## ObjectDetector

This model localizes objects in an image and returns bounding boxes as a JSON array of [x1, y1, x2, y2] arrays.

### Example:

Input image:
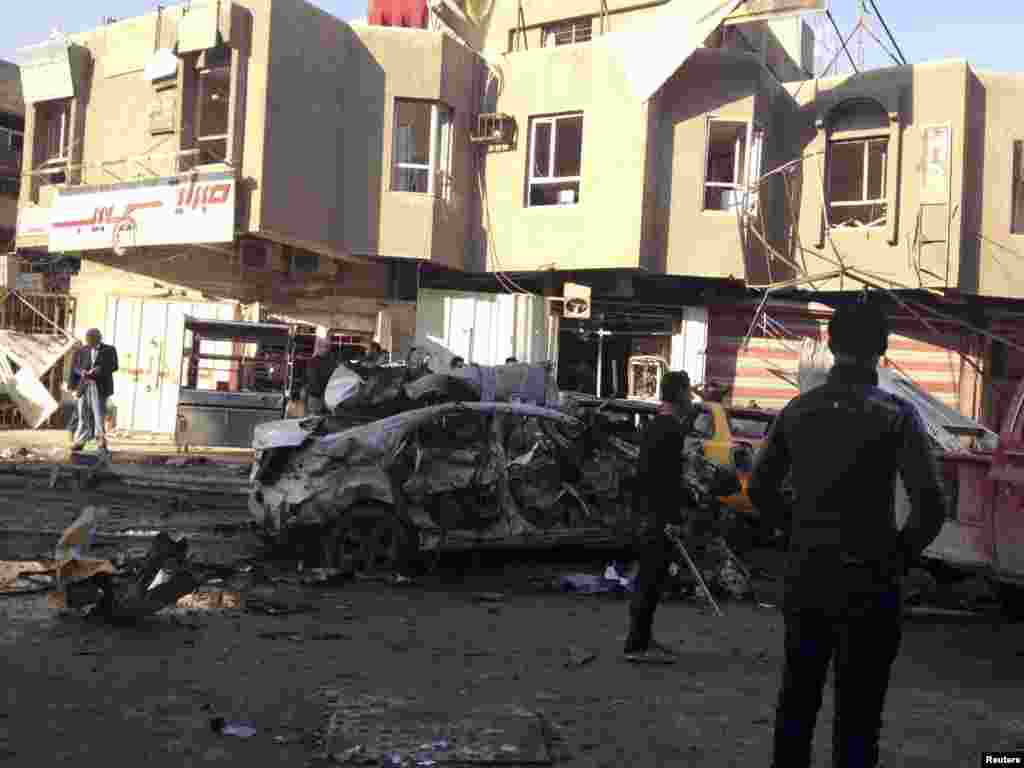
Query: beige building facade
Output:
[[10, 0, 1024, 426]]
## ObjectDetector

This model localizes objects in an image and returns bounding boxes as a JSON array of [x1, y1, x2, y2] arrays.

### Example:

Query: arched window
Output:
[[826, 99, 890, 229]]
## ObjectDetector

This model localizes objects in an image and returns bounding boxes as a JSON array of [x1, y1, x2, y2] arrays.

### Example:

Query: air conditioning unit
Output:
[[470, 113, 515, 145], [553, 281, 592, 320], [564, 297, 590, 319]]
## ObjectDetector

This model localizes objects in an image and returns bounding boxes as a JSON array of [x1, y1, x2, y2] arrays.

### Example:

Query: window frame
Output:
[[701, 118, 765, 214], [194, 58, 232, 165], [826, 134, 889, 227], [40, 99, 71, 165], [542, 17, 593, 47], [527, 112, 584, 208], [1012, 139, 1024, 236], [391, 99, 453, 198]]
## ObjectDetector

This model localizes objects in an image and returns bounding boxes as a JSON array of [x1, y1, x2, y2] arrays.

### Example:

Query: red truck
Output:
[[927, 380, 1024, 615]]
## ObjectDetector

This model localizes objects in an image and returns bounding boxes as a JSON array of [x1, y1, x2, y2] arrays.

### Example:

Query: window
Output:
[[528, 113, 583, 207], [1013, 141, 1024, 235], [392, 99, 452, 196], [826, 100, 891, 229], [828, 137, 888, 227], [703, 120, 764, 212], [195, 49, 232, 164], [39, 100, 71, 163], [0, 177, 18, 198], [542, 18, 593, 47]]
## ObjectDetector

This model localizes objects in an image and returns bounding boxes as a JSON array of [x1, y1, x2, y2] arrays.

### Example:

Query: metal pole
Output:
[[596, 330, 604, 398]]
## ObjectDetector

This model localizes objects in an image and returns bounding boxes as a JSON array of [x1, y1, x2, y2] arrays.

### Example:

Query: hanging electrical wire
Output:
[[866, 0, 908, 65]]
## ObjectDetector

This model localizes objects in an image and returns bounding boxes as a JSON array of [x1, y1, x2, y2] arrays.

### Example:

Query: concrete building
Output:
[[11, 0, 1024, 429], [0, 59, 24, 250], [11, 2, 419, 352]]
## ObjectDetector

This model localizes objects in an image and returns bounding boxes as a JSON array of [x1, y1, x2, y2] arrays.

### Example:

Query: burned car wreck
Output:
[[250, 362, 742, 577]]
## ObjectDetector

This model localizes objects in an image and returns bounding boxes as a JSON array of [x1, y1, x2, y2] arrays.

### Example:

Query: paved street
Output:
[[1, 532, 1023, 766]]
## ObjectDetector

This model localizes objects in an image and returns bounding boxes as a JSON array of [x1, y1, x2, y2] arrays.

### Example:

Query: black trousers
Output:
[[771, 587, 902, 768], [625, 531, 676, 652]]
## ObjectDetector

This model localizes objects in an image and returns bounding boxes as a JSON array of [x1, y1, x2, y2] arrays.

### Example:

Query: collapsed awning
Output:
[[0, 331, 77, 430], [598, 0, 745, 103], [0, 331, 77, 378]]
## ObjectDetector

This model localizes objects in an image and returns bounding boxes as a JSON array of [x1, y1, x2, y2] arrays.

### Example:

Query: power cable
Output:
[[866, 0, 907, 65]]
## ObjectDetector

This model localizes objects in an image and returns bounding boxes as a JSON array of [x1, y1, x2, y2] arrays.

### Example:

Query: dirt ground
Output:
[[1, 555, 1023, 767], [0, 433, 1021, 766]]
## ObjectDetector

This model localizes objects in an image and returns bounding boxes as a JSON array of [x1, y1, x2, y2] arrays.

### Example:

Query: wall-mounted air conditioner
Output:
[[470, 113, 515, 145]]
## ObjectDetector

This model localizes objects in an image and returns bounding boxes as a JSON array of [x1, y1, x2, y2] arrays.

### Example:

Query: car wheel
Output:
[[324, 504, 418, 577]]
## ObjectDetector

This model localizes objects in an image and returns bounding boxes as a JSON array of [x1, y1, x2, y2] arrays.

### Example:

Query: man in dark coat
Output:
[[748, 297, 947, 768], [69, 328, 119, 452], [623, 369, 697, 664], [304, 338, 336, 415]]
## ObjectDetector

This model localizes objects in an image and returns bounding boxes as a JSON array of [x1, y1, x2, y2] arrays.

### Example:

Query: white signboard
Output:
[[49, 175, 235, 252], [16, 206, 51, 238]]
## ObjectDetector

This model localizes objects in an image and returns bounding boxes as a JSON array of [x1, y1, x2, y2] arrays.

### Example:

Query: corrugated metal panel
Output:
[[706, 302, 980, 414], [104, 297, 237, 434]]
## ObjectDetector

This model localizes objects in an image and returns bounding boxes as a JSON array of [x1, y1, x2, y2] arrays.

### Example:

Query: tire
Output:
[[323, 503, 419, 577]]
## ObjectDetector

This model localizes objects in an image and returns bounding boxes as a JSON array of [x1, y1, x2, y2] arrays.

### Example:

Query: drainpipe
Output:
[[595, 329, 611, 397]]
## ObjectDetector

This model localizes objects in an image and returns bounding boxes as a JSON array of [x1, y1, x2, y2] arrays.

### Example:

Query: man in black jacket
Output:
[[304, 338, 336, 415], [623, 369, 697, 664], [748, 297, 947, 768], [69, 329, 119, 452]]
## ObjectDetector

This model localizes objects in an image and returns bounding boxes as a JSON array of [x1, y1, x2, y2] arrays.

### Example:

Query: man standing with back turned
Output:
[[623, 369, 696, 664], [69, 329, 119, 453], [748, 297, 946, 768]]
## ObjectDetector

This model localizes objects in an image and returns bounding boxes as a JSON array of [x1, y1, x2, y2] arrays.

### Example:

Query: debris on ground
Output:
[[210, 718, 258, 738], [52, 529, 200, 621], [321, 692, 551, 767], [473, 592, 505, 603], [565, 645, 597, 667]]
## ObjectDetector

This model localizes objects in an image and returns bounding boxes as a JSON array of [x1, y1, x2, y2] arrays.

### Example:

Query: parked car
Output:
[[691, 403, 777, 517], [562, 394, 775, 517]]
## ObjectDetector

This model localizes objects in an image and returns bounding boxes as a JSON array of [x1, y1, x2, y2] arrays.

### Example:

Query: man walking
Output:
[[69, 329, 119, 453], [748, 297, 946, 768], [304, 338, 335, 416], [623, 369, 697, 664]]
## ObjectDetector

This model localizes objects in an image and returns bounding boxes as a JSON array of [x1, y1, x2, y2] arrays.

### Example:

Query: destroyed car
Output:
[[560, 394, 773, 519], [251, 363, 741, 574]]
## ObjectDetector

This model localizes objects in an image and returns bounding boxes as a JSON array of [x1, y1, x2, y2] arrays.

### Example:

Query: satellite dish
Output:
[[143, 48, 178, 81]]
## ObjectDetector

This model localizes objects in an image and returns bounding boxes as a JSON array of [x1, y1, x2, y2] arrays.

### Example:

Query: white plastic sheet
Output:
[[598, 0, 744, 102], [796, 339, 997, 453], [324, 363, 364, 412]]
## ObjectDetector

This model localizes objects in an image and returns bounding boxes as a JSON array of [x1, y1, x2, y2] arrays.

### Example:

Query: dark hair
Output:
[[450, 356, 465, 369], [828, 298, 889, 359], [660, 370, 691, 404]]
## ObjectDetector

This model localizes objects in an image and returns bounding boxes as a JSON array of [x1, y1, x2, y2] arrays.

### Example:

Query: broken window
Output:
[[528, 113, 583, 207], [392, 99, 453, 197], [1013, 140, 1024, 235], [828, 137, 888, 227], [542, 17, 593, 47], [194, 48, 232, 165], [38, 99, 71, 164], [703, 120, 763, 212]]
